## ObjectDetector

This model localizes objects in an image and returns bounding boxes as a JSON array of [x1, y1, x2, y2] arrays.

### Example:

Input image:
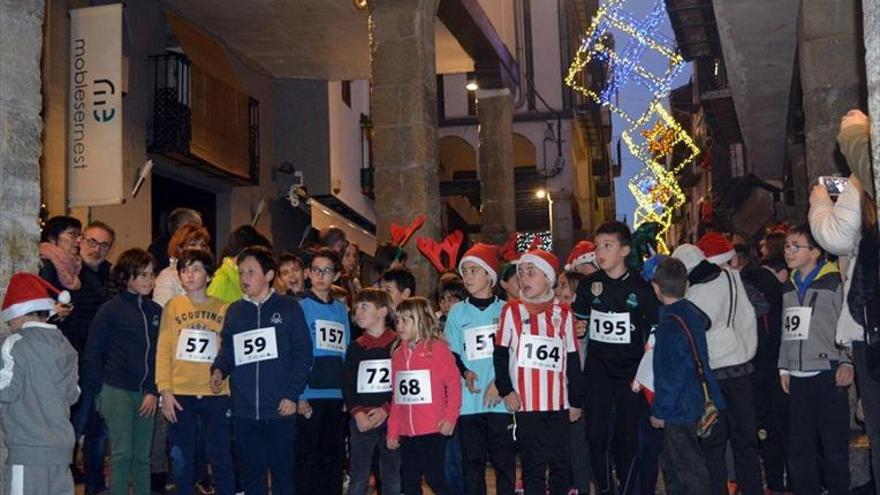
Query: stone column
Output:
[[799, 0, 866, 179], [476, 88, 516, 245], [550, 192, 574, 262], [0, 0, 45, 490], [369, 0, 441, 294], [865, 1, 880, 204]]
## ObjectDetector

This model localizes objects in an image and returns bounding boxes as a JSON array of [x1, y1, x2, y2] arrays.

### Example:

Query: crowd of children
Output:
[[1, 206, 873, 495]]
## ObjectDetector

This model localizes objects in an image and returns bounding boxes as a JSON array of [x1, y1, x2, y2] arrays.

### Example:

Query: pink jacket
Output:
[[387, 339, 461, 441]]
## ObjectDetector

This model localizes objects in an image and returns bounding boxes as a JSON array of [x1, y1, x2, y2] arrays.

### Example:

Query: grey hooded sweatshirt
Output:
[[0, 321, 79, 465]]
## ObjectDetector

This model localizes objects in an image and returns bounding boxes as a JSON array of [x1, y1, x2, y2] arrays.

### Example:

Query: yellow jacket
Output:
[[155, 294, 230, 396]]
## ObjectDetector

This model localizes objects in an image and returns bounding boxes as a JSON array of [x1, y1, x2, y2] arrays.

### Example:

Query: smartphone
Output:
[[819, 176, 849, 196]]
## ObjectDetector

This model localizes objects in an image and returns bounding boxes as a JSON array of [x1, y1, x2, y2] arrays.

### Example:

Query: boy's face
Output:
[[180, 260, 209, 293], [127, 263, 156, 296], [355, 301, 386, 330], [309, 256, 340, 293], [784, 233, 820, 271], [555, 276, 575, 305], [594, 233, 630, 272], [438, 293, 462, 316], [277, 261, 306, 294], [460, 262, 493, 297], [238, 256, 274, 299], [516, 262, 551, 300], [501, 274, 521, 300], [380, 279, 410, 309]]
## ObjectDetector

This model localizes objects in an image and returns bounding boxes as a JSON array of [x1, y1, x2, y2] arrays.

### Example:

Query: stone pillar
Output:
[[369, 0, 441, 294], [550, 192, 574, 263], [476, 88, 516, 245], [0, 0, 45, 490], [799, 0, 866, 179], [865, 1, 880, 204]]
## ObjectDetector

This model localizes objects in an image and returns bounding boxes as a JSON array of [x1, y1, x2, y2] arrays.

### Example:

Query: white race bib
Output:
[[394, 369, 432, 405], [783, 307, 811, 341], [233, 327, 279, 366], [464, 325, 496, 361], [589, 310, 632, 344], [517, 334, 564, 372], [357, 359, 392, 393], [315, 320, 346, 353], [175, 329, 219, 363]]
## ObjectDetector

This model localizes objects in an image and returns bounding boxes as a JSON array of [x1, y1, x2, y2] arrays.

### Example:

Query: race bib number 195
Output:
[[589, 310, 632, 344], [394, 369, 432, 405], [233, 327, 278, 366]]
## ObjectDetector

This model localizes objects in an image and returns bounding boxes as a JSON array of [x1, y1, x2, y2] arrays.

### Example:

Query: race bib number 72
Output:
[[357, 359, 392, 393], [233, 327, 278, 366]]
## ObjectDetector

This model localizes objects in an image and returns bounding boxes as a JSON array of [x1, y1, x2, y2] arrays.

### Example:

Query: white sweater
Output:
[[685, 267, 757, 370], [808, 175, 864, 345]]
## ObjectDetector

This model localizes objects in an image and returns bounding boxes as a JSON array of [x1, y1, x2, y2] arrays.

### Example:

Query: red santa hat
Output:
[[518, 249, 560, 285], [697, 232, 735, 266], [565, 241, 596, 271], [2, 273, 70, 322], [458, 243, 501, 286]]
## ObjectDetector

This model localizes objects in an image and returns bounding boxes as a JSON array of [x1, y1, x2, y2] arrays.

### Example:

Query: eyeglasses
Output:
[[84, 237, 112, 251], [784, 243, 812, 254], [310, 267, 336, 278]]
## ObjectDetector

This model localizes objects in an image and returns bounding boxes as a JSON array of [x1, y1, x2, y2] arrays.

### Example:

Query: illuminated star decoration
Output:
[[565, 0, 698, 252]]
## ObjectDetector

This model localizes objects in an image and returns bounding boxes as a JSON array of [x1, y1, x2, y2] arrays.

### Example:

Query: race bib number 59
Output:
[[394, 370, 432, 405], [517, 334, 563, 372], [233, 327, 278, 366]]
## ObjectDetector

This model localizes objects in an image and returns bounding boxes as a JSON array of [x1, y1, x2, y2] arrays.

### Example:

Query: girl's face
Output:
[[396, 314, 418, 342], [555, 276, 575, 305], [343, 244, 359, 273], [127, 263, 156, 296], [501, 275, 521, 300]]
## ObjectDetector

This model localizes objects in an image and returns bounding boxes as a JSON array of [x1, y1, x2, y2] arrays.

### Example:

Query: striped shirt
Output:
[[495, 300, 576, 412]]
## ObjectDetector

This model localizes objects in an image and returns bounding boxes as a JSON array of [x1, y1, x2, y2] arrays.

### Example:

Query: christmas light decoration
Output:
[[565, 0, 699, 252], [516, 231, 553, 253]]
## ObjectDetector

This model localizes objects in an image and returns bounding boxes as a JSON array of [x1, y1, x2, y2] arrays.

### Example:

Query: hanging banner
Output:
[[69, 4, 123, 207]]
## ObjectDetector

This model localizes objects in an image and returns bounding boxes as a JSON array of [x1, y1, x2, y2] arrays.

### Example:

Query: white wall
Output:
[[327, 79, 376, 224], [528, 0, 563, 111]]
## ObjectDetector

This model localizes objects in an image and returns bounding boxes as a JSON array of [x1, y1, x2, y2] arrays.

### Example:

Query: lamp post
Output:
[[536, 189, 554, 245]]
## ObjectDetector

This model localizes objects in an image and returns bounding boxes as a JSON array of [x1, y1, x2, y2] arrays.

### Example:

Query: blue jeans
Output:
[[168, 395, 235, 495], [233, 417, 297, 495], [78, 399, 108, 494]]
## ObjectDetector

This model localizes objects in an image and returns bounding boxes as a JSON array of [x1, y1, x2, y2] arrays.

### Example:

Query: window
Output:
[[342, 80, 352, 108]]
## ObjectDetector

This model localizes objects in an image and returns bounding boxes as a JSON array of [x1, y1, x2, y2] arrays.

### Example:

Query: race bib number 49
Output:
[[315, 320, 346, 353], [589, 310, 632, 344], [783, 307, 811, 341], [464, 325, 496, 361], [357, 359, 392, 393], [517, 334, 563, 372], [394, 369, 432, 405], [233, 327, 279, 366], [176, 329, 218, 363]]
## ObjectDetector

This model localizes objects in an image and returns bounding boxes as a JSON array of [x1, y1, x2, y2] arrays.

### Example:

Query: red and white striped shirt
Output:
[[496, 300, 576, 412]]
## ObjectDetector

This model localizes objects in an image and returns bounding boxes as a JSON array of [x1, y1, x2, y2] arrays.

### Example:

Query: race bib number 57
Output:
[[176, 329, 218, 363], [233, 327, 278, 366]]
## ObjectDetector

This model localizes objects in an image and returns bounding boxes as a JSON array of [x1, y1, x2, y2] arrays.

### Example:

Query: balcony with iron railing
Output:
[[148, 53, 260, 185]]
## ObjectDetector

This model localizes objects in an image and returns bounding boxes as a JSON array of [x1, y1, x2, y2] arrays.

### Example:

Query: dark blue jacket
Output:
[[212, 291, 313, 420], [82, 291, 161, 398], [652, 299, 726, 424]]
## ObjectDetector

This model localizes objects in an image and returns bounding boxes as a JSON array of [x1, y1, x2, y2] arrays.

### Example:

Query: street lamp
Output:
[[535, 189, 554, 245]]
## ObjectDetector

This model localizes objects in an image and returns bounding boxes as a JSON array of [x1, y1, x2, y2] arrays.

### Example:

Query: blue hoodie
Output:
[[298, 291, 351, 400], [652, 299, 726, 424], [212, 291, 313, 419], [82, 291, 161, 398]]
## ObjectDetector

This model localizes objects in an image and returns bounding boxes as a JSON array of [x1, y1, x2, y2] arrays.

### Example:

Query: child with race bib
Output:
[[571, 222, 658, 495], [444, 243, 517, 495], [780, 224, 853, 494], [295, 247, 351, 495], [155, 250, 234, 495], [343, 288, 401, 495], [493, 249, 584, 495], [210, 246, 313, 495], [386, 297, 461, 495]]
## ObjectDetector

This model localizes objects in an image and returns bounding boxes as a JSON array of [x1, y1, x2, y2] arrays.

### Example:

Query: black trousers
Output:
[[788, 372, 850, 495], [458, 413, 517, 495], [400, 433, 450, 495], [233, 417, 296, 495], [700, 374, 763, 495], [660, 423, 711, 494], [751, 361, 789, 491], [586, 367, 644, 493], [294, 399, 346, 495], [516, 410, 571, 495], [853, 341, 880, 494]]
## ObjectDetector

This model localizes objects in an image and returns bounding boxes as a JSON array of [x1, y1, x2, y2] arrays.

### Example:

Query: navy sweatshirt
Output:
[[212, 291, 313, 420], [82, 291, 162, 398]]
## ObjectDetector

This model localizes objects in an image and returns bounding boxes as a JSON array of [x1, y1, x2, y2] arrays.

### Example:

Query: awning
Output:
[[310, 199, 377, 256], [165, 11, 243, 91]]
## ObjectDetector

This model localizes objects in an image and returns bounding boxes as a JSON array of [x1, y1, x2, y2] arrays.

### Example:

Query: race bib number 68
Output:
[[394, 369, 432, 405]]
